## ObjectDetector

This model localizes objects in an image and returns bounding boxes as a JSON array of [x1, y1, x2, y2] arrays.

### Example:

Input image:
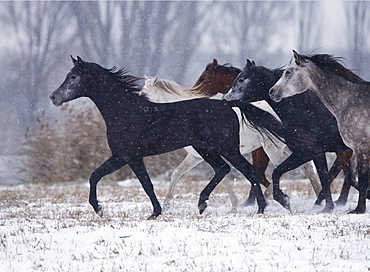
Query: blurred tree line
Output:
[[0, 1, 369, 182]]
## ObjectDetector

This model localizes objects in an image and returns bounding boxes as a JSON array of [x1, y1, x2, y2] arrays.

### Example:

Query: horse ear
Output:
[[71, 55, 77, 65], [71, 56, 84, 66], [293, 50, 304, 66], [245, 59, 255, 72], [246, 59, 255, 67], [212, 58, 218, 65], [77, 56, 83, 64], [153, 75, 158, 84]]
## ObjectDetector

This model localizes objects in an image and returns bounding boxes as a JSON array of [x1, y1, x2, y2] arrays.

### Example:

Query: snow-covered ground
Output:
[[0, 178, 369, 272]]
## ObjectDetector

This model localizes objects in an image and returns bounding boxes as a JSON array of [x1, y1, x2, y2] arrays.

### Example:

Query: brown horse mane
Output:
[[306, 54, 368, 84]]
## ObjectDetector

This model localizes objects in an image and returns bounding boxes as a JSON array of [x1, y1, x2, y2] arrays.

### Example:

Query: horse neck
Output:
[[258, 70, 296, 120], [308, 69, 359, 120], [196, 73, 236, 96], [258, 71, 282, 106], [88, 83, 149, 121]]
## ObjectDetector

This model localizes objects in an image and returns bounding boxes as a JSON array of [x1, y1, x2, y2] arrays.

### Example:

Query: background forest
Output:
[[0, 1, 369, 183]]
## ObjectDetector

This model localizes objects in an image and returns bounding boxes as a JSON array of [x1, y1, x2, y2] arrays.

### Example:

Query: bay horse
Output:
[[50, 56, 298, 219], [141, 76, 321, 209], [198, 59, 356, 208], [269, 50, 370, 213], [193, 58, 241, 97], [224, 59, 355, 212]]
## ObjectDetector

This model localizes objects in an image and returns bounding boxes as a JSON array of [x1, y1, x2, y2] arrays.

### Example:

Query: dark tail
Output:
[[227, 100, 315, 150]]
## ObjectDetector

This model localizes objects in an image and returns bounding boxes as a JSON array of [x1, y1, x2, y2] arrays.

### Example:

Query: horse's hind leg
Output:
[[299, 162, 321, 196], [335, 158, 356, 206], [224, 152, 266, 214], [313, 154, 334, 212], [271, 151, 313, 210], [193, 148, 231, 214], [349, 154, 369, 214], [163, 153, 203, 210], [129, 159, 162, 219], [315, 150, 353, 205], [89, 155, 127, 217], [242, 147, 270, 207]]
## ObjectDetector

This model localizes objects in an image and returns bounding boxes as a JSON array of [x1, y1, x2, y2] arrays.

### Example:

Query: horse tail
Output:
[[227, 100, 315, 150]]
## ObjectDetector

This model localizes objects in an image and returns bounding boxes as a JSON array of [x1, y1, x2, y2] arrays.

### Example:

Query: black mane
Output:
[[84, 62, 142, 93], [215, 63, 241, 76], [306, 54, 367, 84]]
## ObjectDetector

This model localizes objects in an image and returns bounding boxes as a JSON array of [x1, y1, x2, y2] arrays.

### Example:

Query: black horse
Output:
[[224, 60, 355, 212], [50, 56, 304, 219]]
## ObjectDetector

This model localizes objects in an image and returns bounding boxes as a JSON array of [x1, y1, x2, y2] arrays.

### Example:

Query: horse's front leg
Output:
[[129, 159, 162, 220], [89, 155, 127, 217]]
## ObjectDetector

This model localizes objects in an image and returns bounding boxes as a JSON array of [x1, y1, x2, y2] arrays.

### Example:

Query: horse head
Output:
[[269, 50, 312, 102], [50, 56, 90, 106]]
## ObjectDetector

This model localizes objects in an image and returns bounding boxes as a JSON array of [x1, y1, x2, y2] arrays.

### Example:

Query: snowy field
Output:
[[0, 178, 369, 272]]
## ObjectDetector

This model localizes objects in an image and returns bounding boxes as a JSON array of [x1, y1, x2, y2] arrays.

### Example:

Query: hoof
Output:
[[334, 198, 347, 206], [96, 205, 104, 218], [257, 207, 265, 214], [198, 195, 209, 215], [282, 198, 290, 210], [348, 207, 366, 214], [240, 199, 255, 207], [257, 200, 267, 214], [198, 202, 207, 215], [274, 192, 290, 210], [147, 214, 158, 220]]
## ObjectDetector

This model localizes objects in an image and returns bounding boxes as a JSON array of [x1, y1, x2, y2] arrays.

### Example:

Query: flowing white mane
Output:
[[141, 76, 208, 103]]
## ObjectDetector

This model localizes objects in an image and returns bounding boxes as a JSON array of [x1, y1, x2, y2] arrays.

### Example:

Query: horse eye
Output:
[[70, 75, 76, 80], [285, 70, 291, 75], [199, 77, 204, 82]]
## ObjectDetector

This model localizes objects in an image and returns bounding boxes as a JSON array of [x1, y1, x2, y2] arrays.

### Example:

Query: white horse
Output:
[[141, 76, 321, 210], [270, 50, 370, 214]]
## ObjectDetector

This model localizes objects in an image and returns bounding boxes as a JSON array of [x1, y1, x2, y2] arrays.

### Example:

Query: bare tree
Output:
[[208, 1, 292, 67], [345, 1, 370, 78], [0, 2, 74, 121], [0, 2, 75, 153], [295, 1, 321, 53]]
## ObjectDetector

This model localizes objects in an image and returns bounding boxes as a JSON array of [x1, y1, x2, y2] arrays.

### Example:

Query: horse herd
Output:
[[49, 50, 370, 219]]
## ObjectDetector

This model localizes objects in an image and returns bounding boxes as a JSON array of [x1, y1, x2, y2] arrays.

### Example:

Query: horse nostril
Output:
[[269, 88, 274, 96], [50, 94, 55, 100]]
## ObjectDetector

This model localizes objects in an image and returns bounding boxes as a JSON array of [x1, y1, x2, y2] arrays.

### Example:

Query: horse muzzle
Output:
[[268, 88, 282, 102], [49, 92, 64, 107]]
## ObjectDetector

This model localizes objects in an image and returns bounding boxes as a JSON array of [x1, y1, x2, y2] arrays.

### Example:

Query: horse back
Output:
[[105, 98, 240, 158]]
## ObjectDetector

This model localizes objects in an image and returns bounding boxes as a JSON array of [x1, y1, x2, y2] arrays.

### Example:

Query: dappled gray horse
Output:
[[270, 50, 370, 214]]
